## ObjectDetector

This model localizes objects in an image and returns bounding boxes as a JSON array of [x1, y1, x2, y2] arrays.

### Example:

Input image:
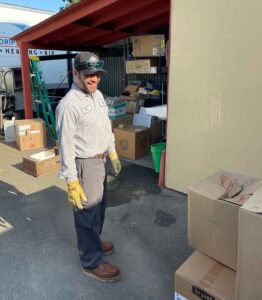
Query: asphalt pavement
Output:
[[0, 140, 192, 300]]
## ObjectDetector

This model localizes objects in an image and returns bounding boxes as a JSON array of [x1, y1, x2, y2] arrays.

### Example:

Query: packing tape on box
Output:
[[28, 130, 40, 135], [198, 263, 224, 289], [18, 130, 26, 136]]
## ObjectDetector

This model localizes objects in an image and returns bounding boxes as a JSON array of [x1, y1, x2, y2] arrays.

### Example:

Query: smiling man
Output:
[[55, 52, 121, 282]]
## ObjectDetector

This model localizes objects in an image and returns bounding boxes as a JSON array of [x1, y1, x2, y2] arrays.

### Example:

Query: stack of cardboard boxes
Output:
[[121, 84, 147, 115], [111, 34, 166, 161], [106, 86, 148, 160], [125, 34, 166, 76], [111, 84, 163, 160], [9, 118, 60, 177], [175, 170, 262, 300]]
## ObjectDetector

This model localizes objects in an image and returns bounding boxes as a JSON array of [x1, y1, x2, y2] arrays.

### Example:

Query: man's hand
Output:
[[67, 179, 87, 209], [109, 152, 121, 176]]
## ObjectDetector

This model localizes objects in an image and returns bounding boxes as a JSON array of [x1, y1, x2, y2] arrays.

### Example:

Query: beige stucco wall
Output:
[[166, 0, 262, 192]]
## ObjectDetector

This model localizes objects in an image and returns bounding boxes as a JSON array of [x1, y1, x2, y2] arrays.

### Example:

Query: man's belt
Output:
[[76, 153, 107, 159], [92, 153, 107, 159]]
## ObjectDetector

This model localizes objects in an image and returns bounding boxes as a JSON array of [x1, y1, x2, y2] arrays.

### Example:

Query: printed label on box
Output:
[[150, 67, 157, 73], [18, 124, 30, 131], [192, 286, 215, 300], [152, 47, 159, 56], [174, 292, 188, 300]]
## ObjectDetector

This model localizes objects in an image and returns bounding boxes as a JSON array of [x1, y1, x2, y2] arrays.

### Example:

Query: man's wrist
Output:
[[66, 176, 78, 183], [109, 151, 118, 160]]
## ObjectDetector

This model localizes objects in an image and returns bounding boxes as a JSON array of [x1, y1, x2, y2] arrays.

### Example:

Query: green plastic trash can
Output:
[[151, 143, 166, 173]]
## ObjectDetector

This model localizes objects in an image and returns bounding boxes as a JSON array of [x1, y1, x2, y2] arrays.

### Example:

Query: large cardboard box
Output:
[[15, 118, 46, 151], [187, 170, 262, 270], [236, 186, 262, 300], [23, 148, 60, 177], [110, 114, 133, 130], [175, 251, 236, 300], [114, 125, 150, 160], [125, 59, 157, 74], [130, 35, 165, 57]]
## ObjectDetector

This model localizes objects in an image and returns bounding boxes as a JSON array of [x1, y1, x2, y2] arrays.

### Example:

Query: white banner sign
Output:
[[0, 37, 56, 56]]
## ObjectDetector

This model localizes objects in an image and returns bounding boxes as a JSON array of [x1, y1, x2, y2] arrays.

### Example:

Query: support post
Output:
[[19, 42, 33, 119]]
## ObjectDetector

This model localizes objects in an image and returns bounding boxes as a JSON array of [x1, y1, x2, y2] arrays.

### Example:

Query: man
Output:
[[56, 52, 121, 282]]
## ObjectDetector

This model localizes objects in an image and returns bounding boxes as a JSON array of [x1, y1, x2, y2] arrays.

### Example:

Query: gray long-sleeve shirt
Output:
[[55, 83, 115, 182]]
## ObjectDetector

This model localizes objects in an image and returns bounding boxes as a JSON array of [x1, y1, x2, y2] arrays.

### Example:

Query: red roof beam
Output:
[[134, 13, 170, 34], [89, 0, 159, 27], [66, 27, 117, 46], [84, 31, 130, 47], [13, 0, 122, 43], [42, 24, 90, 43], [114, 0, 170, 31]]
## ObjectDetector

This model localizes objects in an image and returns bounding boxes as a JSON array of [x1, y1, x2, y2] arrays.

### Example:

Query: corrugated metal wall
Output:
[[99, 57, 125, 97], [99, 57, 167, 97]]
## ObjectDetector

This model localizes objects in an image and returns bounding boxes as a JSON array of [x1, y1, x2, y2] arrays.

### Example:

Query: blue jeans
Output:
[[73, 161, 107, 268]]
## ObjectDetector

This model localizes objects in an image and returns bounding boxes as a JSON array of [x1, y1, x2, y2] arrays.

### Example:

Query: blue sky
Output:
[[1, 0, 65, 12]]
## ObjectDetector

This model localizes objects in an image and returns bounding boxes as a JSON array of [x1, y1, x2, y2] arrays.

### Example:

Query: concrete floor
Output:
[[0, 138, 192, 300]]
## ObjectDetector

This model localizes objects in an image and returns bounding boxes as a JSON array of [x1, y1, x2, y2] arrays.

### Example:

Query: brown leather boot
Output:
[[82, 261, 120, 282], [102, 241, 114, 256]]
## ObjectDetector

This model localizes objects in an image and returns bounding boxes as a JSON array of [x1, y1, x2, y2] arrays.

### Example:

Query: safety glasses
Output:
[[77, 60, 105, 70]]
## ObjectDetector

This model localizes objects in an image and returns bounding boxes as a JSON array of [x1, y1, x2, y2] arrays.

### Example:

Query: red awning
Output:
[[13, 0, 170, 50], [12, 0, 170, 119]]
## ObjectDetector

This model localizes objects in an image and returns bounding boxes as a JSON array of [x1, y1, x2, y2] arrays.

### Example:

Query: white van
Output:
[[0, 3, 68, 88], [0, 3, 68, 119]]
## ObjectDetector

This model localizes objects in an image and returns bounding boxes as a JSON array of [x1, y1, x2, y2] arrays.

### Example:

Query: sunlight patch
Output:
[[0, 217, 13, 235]]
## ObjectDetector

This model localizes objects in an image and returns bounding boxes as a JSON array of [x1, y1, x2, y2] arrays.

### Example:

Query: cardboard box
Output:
[[175, 251, 236, 300], [110, 114, 133, 130], [130, 35, 165, 57], [125, 59, 157, 74], [15, 118, 46, 151], [187, 171, 262, 270], [125, 85, 139, 93], [124, 93, 146, 114], [236, 186, 262, 300], [108, 103, 126, 119], [133, 113, 152, 128], [114, 125, 150, 160], [133, 113, 163, 143], [23, 148, 60, 177]]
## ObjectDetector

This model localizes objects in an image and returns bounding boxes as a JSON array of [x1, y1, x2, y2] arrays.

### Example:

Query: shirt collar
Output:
[[71, 83, 95, 99]]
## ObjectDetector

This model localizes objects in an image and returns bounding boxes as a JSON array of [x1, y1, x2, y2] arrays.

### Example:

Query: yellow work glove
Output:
[[109, 152, 121, 176], [67, 179, 87, 210]]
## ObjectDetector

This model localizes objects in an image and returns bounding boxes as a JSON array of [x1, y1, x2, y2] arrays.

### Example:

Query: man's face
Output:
[[75, 70, 101, 93]]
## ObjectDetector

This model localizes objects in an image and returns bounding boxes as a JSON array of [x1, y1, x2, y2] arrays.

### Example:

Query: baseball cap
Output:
[[74, 52, 107, 75]]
